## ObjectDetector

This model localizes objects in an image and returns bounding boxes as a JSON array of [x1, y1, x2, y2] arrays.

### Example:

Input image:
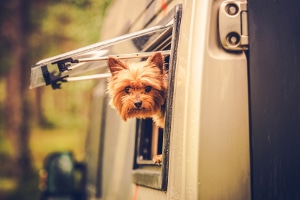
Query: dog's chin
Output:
[[126, 107, 156, 119]]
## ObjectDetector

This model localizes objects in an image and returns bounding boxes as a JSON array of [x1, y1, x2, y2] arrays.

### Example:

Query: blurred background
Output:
[[0, 0, 111, 199]]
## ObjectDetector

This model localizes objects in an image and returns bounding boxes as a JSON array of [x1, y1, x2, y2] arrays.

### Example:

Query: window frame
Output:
[[132, 4, 182, 191]]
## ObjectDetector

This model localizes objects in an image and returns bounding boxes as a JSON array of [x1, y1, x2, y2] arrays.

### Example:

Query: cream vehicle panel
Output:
[[168, 0, 250, 199]]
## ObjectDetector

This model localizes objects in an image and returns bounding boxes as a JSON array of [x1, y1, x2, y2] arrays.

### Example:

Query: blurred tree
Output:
[[2, 0, 33, 182]]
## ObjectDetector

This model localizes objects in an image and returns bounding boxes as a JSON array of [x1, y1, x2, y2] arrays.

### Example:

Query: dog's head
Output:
[[107, 52, 167, 120]]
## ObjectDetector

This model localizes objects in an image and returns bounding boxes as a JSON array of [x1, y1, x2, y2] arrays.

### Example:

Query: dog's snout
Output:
[[134, 101, 142, 108]]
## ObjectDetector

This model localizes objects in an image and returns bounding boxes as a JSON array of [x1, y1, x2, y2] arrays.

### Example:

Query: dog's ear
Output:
[[108, 57, 127, 76], [147, 52, 164, 73]]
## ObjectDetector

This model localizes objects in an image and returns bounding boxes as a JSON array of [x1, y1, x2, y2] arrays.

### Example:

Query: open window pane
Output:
[[29, 23, 172, 89]]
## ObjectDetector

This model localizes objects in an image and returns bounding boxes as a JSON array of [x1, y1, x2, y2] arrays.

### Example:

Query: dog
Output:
[[107, 52, 167, 164], [107, 52, 167, 129]]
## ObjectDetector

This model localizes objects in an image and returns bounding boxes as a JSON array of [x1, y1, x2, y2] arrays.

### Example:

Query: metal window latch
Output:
[[219, 0, 248, 51]]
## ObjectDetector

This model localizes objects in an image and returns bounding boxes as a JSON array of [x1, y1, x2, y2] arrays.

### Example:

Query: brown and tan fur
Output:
[[107, 52, 167, 128]]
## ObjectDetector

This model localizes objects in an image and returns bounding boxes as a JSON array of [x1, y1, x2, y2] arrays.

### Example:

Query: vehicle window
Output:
[[29, 23, 172, 89], [29, 3, 182, 192]]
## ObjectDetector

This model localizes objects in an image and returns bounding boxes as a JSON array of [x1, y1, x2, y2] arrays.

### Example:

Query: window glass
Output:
[[29, 24, 172, 89]]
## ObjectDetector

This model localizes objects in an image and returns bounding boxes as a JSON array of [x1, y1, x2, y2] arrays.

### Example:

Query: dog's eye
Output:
[[124, 86, 131, 94], [145, 86, 152, 93]]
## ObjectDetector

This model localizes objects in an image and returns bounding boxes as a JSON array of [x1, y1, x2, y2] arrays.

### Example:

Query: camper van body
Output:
[[34, 0, 300, 199]]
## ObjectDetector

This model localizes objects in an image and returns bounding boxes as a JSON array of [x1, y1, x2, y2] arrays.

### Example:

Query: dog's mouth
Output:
[[134, 107, 144, 110], [127, 107, 154, 118], [129, 107, 148, 112]]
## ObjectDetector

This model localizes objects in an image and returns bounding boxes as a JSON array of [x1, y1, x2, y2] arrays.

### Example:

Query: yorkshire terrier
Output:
[[107, 52, 167, 129], [107, 52, 167, 164]]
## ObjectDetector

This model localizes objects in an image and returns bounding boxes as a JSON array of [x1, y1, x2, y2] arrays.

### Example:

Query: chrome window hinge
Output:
[[219, 0, 248, 51]]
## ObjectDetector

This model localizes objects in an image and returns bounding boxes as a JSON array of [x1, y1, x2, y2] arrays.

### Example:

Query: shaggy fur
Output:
[[107, 52, 167, 128]]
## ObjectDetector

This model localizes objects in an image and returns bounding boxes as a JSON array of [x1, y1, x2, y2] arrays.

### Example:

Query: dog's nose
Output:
[[134, 101, 142, 108]]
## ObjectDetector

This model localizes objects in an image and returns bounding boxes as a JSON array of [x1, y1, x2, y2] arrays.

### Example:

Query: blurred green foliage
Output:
[[0, 0, 112, 199]]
